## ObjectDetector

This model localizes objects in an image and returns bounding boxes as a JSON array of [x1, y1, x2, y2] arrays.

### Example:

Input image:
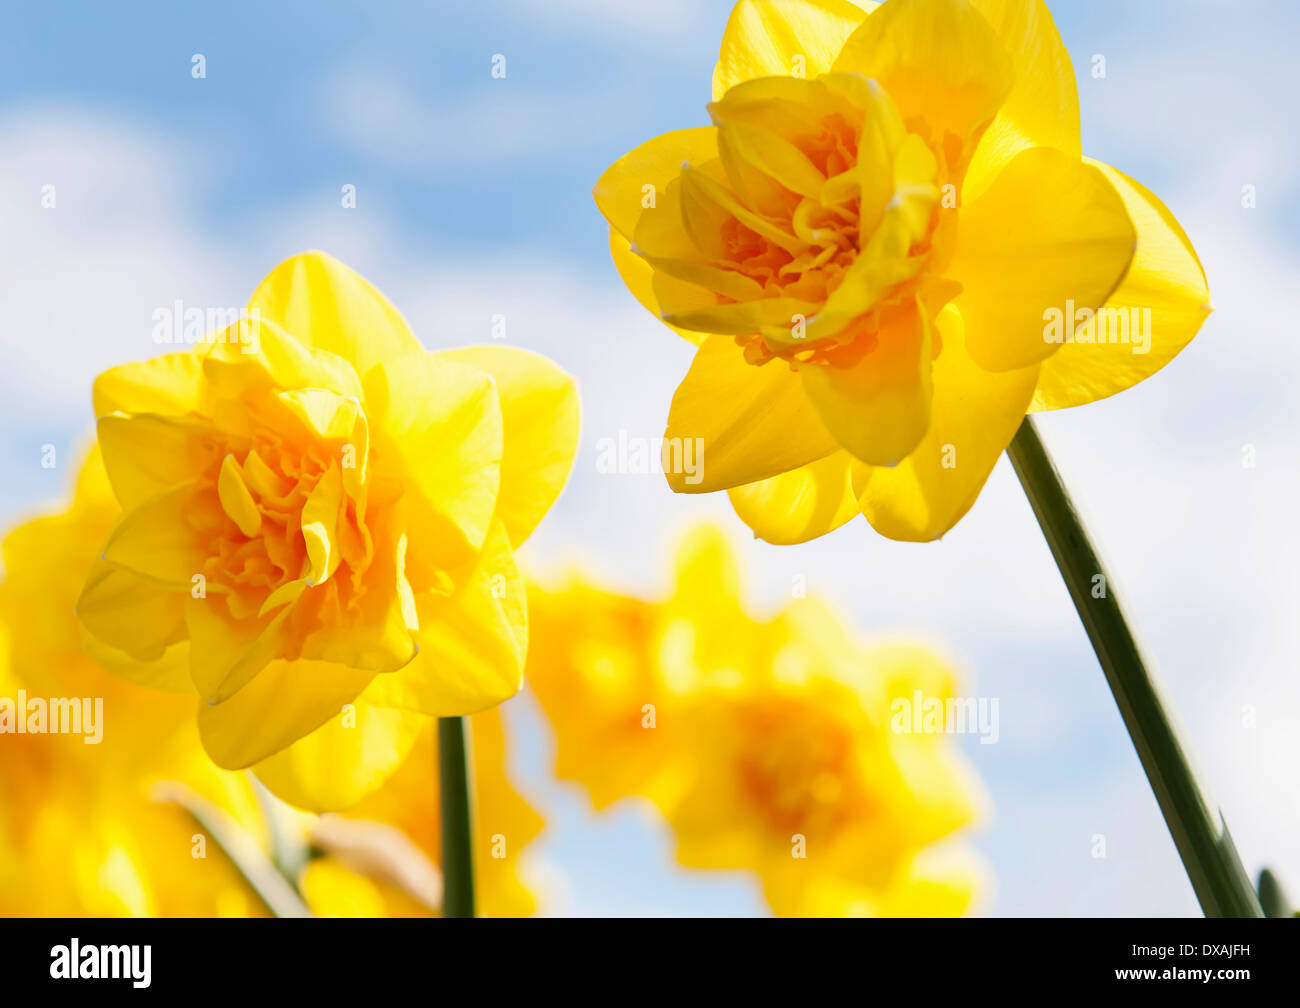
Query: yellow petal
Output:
[[96, 414, 223, 512], [274, 390, 370, 501], [299, 463, 342, 586], [608, 229, 705, 345], [253, 700, 424, 813], [298, 858, 388, 918], [76, 556, 186, 662], [833, 0, 1013, 161], [947, 146, 1135, 372], [712, 116, 825, 204], [854, 305, 1039, 541], [216, 453, 263, 539], [593, 127, 719, 240], [364, 523, 525, 717], [92, 351, 204, 418], [246, 251, 423, 375], [662, 526, 751, 685], [963, 0, 1080, 201], [276, 387, 365, 441], [435, 346, 580, 549], [102, 483, 210, 590], [664, 294, 822, 339], [664, 334, 839, 493], [185, 594, 295, 703], [713, 0, 875, 100], [1031, 160, 1210, 411], [676, 161, 804, 257], [297, 510, 419, 674], [363, 351, 503, 553], [86, 638, 193, 693], [798, 300, 932, 467], [670, 523, 745, 613], [197, 658, 374, 769], [728, 451, 859, 544], [202, 316, 363, 406]]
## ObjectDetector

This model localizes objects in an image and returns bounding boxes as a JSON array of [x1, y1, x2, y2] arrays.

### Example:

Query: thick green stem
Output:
[[1006, 416, 1261, 918], [438, 716, 475, 918]]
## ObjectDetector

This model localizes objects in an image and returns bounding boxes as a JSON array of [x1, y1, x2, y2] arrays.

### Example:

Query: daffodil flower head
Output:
[[77, 252, 579, 802], [595, 0, 1208, 542], [528, 523, 987, 915]]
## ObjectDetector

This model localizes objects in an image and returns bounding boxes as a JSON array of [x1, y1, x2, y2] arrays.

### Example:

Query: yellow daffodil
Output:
[[0, 451, 267, 917], [76, 252, 579, 810], [529, 525, 986, 915], [2, 445, 540, 915], [595, 0, 1208, 542], [300, 709, 544, 918]]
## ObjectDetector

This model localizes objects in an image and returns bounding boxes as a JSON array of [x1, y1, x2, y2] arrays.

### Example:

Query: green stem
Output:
[[1006, 416, 1262, 918], [438, 716, 475, 918], [1257, 869, 1292, 919]]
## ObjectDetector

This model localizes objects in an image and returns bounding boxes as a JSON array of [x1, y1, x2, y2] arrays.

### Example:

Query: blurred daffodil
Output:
[[529, 525, 987, 916], [0, 451, 267, 917], [76, 252, 579, 809], [594, 0, 1208, 542]]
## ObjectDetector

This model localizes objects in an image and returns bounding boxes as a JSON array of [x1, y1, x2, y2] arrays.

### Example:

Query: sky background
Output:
[[1, 0, 1297, 916]]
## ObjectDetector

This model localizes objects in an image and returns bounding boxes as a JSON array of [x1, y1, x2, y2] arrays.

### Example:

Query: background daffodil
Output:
[[2, 449, 543, 916], [75, 251, 580, 811], [0, 452, 269, 917], [529, 525, 988, 916], [594, 0, 1209, 543]]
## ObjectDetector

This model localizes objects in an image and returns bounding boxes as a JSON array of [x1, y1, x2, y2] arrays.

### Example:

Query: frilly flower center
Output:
[[735, 697, 862, 837], [641, 72, 968, 371], [184, 409, 386, 644]]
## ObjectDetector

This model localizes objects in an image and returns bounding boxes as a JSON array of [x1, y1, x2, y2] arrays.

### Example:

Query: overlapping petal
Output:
[[1030, 161, 1210, 410], [246, 250, 422, 376], [197, 657, 375, 770], [728, 450, 858, 544], [714, 0, 875, 100], [435, 346, 580, 548], [963, 0, 1080, 199], [252, 698, 425, 813], [364, 522, 527, 717], [853, 306, 1039, 541], [833, 0, 1014, 168], [362, 351, 503, 555], [665, 335, 840, 492], [947, 145, 1136, 372]]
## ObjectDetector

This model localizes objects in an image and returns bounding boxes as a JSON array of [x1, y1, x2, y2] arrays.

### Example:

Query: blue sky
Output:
[[1, 0, 1297, 915]]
